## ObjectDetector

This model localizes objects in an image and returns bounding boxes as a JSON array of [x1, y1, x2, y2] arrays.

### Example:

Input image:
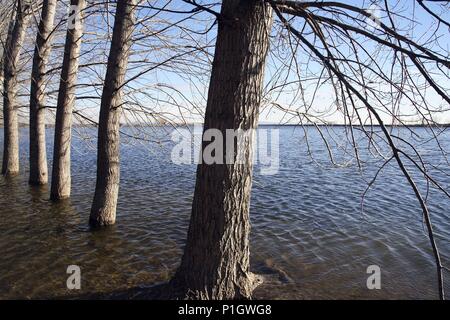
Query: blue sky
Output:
[[30, 0, 450, 126]]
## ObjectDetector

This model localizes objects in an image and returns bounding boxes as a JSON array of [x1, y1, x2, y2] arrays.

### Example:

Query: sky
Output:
[[6, 0, 450, 126], [123, 0, 450, 126]]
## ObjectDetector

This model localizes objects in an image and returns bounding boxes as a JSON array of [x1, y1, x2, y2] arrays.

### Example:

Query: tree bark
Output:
[[89, 0, 136, 227], [50, 0, 86, 200], [172, 0, 273, 300], [0, 7, 16, 98], [2, 0, 31, 176], [29, 0, 57, 185], [0, 2, 17, 92]]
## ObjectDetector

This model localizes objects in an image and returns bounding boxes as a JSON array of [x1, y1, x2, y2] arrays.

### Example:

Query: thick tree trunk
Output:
[[2, 1, 31, 176], [29, 0, 57, 185], [172, 0, 273, 300], [89, 0, 136, 227], [50, 0, 86, 200]]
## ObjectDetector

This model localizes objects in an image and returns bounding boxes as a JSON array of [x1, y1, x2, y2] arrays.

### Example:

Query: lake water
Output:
[[0, 126, 449, 299]]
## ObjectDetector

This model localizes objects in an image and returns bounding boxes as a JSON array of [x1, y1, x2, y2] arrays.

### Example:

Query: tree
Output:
[[171, 0, 273, 299], [29, 0, 57, 185], [50, 0, 86, 200], [0, 1, 16, 99], [2, 0, 31, 176], [89, 0, 136, 227], [0, 3, 16, 125]]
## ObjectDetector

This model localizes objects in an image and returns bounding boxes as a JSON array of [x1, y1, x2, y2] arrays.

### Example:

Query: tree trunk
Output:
[[0, 2, 17, 90], [89, 0, 136, 227], [0, 8, 16, 100], [29, 0, 57, 185], [172, 0, 273, 300], [50, 0, 86, 200], [2, 1, 31, 176]]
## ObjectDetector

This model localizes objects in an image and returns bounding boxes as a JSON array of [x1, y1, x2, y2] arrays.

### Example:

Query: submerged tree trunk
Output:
[[29, 0, 57, 185], [89, 0, 136, 227], [2, 1, 31, 176], [172, 0, 273, 299], [50, 0, 86, 200]]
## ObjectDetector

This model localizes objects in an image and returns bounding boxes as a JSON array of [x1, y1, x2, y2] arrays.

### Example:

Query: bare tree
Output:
[[166, 0, 450, 300], [0, 1, 16, 109], [171, 0, 273, 299], [2, 0, 31, 176], [50, 0, 86, 200], [29, 0, 57, 185], [89, 0, 137, 227]]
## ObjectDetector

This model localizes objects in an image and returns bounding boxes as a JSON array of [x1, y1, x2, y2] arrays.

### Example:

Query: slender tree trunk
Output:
[[172, 0, 273, 300], [2, 0, 31, 176], [0, 2, 17, 91], [89, 0, 136, 227], [29, 0, 57, 185], [0, 9, 15, 97], [50, 0, 86, 200]]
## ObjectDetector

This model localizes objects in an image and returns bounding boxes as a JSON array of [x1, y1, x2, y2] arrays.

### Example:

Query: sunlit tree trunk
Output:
[[29, 0, 57, 185], [89, 0, 136, 227], [50, 0, 86, 200], [172, 0, 273, 299], [2, 0, 31, 176]]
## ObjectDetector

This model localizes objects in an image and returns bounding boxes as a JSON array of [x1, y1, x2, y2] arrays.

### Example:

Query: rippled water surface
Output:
[[0, 126, 449, 299]]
